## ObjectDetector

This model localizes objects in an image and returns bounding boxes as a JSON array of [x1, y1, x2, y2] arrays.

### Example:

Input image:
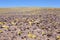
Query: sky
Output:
[[0, 0, 60, 8]]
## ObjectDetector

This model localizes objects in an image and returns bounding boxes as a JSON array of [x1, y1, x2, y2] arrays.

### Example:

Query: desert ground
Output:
[[0, 8, 60, 40]]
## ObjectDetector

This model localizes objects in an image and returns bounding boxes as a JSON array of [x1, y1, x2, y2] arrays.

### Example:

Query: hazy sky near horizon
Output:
[[0, 0, 60, 8]]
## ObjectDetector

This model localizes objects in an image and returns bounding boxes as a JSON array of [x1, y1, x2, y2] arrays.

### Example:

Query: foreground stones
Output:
[[0, 14, 60, 40]]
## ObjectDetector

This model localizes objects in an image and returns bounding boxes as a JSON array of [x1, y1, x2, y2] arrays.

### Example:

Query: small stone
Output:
[[28, 32, 36, 39], [2, 25, 9, 29], [42, 31, 46, 35], [17, 31, 22, 35], [56, 36, 60, 39], [0, 30, 3, 33]]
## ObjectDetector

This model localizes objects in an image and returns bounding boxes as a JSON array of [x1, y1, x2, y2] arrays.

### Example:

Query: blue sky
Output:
[[0, 0, 60, 8]]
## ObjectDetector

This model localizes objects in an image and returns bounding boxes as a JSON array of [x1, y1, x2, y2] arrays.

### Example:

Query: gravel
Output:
[[0, 13, 60, 40]]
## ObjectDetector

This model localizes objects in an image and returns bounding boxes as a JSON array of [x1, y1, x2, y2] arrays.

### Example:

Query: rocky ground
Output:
[[0, 8, 60, 40]]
